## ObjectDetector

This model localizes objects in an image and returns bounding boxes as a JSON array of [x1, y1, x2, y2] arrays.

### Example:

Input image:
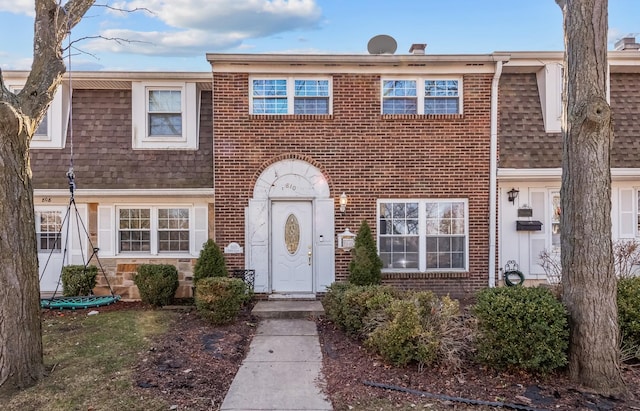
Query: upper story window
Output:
[[250, 77, 331, 115], [9, 84, 67, 149], [132, 81, 199, 150], [382, 78, 462, 115], [148, 89, 182, 137], [378, 199, 468, 271]]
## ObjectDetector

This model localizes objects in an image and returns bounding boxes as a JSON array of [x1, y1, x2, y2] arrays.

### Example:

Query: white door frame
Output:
[[246, 158, 335, 294]]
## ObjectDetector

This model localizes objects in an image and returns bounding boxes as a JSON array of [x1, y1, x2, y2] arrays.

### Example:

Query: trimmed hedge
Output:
[[473, 286, 569, 373], [195, 277, 249, 325], [61, 265, 98, 297], [134, 264, 179, 307]]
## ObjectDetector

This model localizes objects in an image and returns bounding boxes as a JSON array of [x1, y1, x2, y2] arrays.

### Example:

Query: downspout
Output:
[[488, 55, 508, 287]]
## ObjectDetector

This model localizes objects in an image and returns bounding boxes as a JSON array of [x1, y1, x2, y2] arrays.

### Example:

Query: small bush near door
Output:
[[348, 220, 383, 286], [193, 239, 227, 284], [134, 264, 179, 307], [61, 265, 98, 296], [195, 277, 249, 325]]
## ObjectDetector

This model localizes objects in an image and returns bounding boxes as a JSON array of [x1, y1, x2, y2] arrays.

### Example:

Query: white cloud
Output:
[[0, 0, 35, 16], [84, 28, 246, 56], [89, 0, 322, 56]]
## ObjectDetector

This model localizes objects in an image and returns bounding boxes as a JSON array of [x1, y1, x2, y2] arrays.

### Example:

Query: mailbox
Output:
[[516, 220, 543, 231]]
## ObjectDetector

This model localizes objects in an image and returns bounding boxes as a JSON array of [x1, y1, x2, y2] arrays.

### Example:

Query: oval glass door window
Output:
[[284, 214, 300, 255]]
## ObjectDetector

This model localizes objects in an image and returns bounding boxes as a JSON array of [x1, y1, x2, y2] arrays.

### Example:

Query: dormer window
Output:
[[132, 81, 199, 150], [9, 84, 67, 149]]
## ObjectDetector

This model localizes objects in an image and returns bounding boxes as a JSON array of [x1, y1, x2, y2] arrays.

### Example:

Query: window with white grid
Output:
[[378, 199, 468, 271], [251, 77, 331, 115], [36, 211, 62, 252], [118, 208, 151, 252], [382, 78, 462, 115], [158, 208, 190, 252]]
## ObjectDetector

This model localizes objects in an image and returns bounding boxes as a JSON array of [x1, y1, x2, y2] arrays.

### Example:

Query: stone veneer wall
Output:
[[93, 258, 196, 301]]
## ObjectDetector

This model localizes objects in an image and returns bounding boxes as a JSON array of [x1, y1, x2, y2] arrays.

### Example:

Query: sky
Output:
[[0, 0, 639, 72]]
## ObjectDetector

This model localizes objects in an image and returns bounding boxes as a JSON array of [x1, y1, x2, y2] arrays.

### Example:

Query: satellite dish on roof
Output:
[[367, 34, 397, 55]]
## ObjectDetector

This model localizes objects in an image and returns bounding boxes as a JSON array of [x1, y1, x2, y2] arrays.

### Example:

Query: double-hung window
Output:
[[382, 78, 462, 115], [35, 210, 62, 253], [118, 207, 190, 254], [148, 89, 182, 137], [131, 81, 198, 149], [378, 199, 468, 271], [251, 77, 331, 115]]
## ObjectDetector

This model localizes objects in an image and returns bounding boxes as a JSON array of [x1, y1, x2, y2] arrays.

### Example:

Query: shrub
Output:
[[473, 286, 569, 373], [134, 264, 179, 307], [348, 220, 383, 286], [340, 284, 398, 337], [366, 299, 428, 367], [61, 265, 98, 297], [193, 239, 227, 284], [195, 277, 249, 325], [322, 282, 354, 327], [618, 276, 640, 349]]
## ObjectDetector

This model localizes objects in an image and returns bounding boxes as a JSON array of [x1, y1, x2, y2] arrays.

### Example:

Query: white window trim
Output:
[[115, 204, 196, 257], [8, 82, 68, 149], [380, 76, 464, 115], [377, 198, 469, 273], [249, 76, 333, 115], [131, 81, 199, 150]]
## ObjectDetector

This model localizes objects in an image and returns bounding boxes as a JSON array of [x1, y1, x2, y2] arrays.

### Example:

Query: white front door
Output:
[[271, 201, 313, 293], [36, 206, 67, 292]]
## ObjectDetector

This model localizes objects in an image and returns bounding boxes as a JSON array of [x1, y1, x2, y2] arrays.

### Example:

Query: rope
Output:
[[66, 12, 74, 181]]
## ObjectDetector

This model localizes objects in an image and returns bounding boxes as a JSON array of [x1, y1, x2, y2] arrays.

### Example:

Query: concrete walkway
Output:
[[220, 318, 333, 411]]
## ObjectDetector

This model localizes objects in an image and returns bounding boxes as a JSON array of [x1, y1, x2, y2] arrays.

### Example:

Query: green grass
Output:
[[3, 309, 174, 411]]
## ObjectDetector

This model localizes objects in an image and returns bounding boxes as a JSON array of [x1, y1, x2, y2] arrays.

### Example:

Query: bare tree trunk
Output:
[[0, 104, 44, 395], [557, 0, 626, 395], [0, 0, 95, 394]]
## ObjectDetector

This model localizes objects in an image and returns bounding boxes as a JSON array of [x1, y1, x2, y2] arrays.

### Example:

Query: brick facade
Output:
[[213, 70, 494, 299]]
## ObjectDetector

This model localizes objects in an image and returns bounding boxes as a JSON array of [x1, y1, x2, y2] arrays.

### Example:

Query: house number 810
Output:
[[282, 183, 296, 191]]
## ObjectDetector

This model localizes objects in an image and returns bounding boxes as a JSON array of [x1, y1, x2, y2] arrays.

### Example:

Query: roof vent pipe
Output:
[[409, 43, 427, 55], [614, 36, 640, 51]]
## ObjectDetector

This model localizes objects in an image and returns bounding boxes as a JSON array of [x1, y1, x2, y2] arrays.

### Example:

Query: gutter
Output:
[[488, 55, 508, 288]]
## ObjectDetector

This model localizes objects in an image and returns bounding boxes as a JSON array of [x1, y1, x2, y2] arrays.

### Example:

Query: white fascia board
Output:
[[498, 168, 562, 181], [34, 188, 215, 198], [208, 53, 507, 75], [498, 168, 640, 182]]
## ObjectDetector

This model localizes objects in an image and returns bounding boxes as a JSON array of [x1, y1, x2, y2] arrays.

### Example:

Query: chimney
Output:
[[409, 43, 427, 55], [614, 36, 640, 51]]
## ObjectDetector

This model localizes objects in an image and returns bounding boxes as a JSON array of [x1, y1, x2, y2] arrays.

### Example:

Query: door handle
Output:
[[308, 246, 312, 265]]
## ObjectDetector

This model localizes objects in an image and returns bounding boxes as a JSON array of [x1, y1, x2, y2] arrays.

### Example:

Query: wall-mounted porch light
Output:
[[507, 188, 520, 204], [339, 192, 348, 214]]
